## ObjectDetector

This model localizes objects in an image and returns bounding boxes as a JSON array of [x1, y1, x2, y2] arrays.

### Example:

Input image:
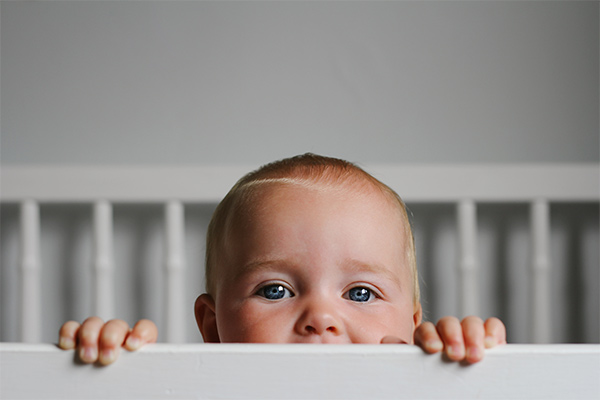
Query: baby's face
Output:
[[204, 183, 421, 344]]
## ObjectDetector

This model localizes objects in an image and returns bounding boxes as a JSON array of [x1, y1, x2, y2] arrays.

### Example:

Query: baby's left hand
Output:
[[413, 316, 506, 364]]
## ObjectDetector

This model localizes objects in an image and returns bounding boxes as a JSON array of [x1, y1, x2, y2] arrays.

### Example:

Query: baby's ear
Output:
[[413, 303, 423, 328], [194, 294, 220, 343]]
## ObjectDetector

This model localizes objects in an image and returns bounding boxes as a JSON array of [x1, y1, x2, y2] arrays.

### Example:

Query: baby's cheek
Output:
[[351, 327, 389, 344], [352, 307, 414, 344], [215, 301, 253, 343], [221, 301, 290, 343]]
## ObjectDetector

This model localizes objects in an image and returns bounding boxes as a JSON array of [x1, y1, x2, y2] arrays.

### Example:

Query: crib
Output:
[[1, 343, 599, 399], [1, 163, 599, 399]]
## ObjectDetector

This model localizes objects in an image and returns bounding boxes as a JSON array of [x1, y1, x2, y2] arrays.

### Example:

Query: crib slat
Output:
[[164, 201, 186, 343], [19, 201, 41, 343], [93, 201, 115, 320], [457, 200, 478, 317], [530, 199, 551, 343]]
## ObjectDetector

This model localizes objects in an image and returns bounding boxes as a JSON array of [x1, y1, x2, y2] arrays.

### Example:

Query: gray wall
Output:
[[2, 1, 598, 165]]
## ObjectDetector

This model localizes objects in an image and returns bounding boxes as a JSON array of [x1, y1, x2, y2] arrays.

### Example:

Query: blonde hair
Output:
[[205, 153, 420, 307]]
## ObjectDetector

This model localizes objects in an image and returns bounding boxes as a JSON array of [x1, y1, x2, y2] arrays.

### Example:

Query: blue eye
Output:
[[257, 284, 294, 300], [346, 287, 373, 302]]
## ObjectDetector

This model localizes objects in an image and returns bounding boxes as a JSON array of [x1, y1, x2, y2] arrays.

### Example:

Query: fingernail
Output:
[[59, 337, 74, 349], [466, 346, 480, 360], [427, 340, 443, 352], [126, 336, 141, 350], [80, 347, 97, 363], [101, 349, 116, 364], [484, 336, 496, 348], [447, 344, 464, 359]]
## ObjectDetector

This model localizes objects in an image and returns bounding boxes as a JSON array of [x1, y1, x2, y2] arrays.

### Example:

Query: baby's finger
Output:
[[124, 319, 158, 351], [484, 317, 507, 348], [98, 319, 130, 365], [380, 335, 408, 344], [413, 322, 443, 353], [461, 316, 485, 363], [77, 316, 104, 363], [436, 316, 465, 361], [58, 320, 80, 350]]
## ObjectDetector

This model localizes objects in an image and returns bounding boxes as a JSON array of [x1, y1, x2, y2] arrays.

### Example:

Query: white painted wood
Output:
[[457, 200, 478, 317], [1, 344, 598, 399], [93, 201, 114, 320], [530, 199, 551, 343], [164, 201, 187, 343], [19, 201, 41, 343], [2, 164, 599, 202]]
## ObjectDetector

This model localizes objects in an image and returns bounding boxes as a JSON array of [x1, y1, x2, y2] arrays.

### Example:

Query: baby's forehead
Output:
[[224, 181, 407, 248], [224, 180, 409, 249]]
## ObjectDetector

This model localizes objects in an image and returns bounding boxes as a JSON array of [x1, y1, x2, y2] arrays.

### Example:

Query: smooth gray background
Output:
[[1, 0, 598, 165]]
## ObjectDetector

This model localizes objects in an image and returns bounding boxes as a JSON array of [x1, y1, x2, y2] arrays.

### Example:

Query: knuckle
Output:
[[463, 315, 484, 325], [78, 328, 99, 344], [485, 317, 504, 329], [485, 317, 506, 333], [422, 327, 439, 339], [82, 316, 103, 325], [135, 320, 158, 340], [106, 319, 130, 331], [101, 321, 129, 344], [436, 316, 459, 328], [59, 321, 78, 335], [99, 330, 119, 346]]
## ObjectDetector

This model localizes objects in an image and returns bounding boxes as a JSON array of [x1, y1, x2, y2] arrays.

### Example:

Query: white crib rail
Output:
[[2, 164, 599, 344], [164, 201, 187, 344], [2, 164, 598, 203], [530, 199, 551, 344], [18, 201, 41, 343], [1, 343, 599, 399], [457, 199, 478, 317], [93, 201, 114, 320]]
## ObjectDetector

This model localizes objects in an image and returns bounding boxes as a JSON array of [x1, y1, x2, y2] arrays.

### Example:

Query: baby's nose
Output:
[[295, 300, 344, 337]]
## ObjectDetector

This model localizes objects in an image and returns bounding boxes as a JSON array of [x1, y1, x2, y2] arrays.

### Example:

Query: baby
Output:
[[59, 154, 506, 364]]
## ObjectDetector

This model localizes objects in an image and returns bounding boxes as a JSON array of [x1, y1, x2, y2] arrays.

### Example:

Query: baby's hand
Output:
[[58, 317, 158, 365], [414, 316, 506, 364]]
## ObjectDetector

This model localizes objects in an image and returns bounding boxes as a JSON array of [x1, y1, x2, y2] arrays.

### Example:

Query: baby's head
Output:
[[195, 153, 422, 343]]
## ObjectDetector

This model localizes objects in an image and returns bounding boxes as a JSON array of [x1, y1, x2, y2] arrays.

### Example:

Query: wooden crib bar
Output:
[[531, 199, 551, 343], [93, 201, 114, 320], [1, 343, 598, 399], [164, 201, 187, 343], [19, 201, 41, 343], [457, 199, 478, 317]]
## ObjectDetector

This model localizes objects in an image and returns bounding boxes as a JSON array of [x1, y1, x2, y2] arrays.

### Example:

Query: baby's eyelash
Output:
[[352, 283, 383, 296], [255, 282, 295, 300], [343, 285, 382, 303]]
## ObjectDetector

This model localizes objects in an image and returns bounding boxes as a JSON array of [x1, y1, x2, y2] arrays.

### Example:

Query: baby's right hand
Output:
[[58, 317, 158, 365]]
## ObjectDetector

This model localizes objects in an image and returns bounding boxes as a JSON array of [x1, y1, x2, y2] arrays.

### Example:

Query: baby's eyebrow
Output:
[[234, 259, 295, 279], [342, 259, 404, 287], [234, 259, 404, 288]]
